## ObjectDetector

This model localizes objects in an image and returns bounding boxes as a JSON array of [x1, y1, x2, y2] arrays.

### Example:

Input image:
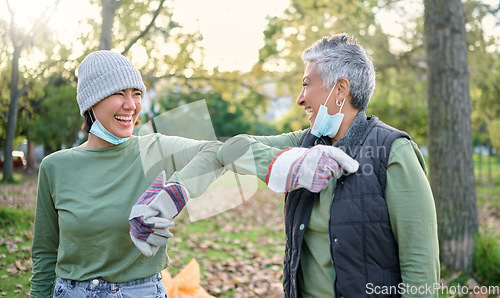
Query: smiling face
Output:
[[91, 88, 142, 142], [296, 61, 339, 127]]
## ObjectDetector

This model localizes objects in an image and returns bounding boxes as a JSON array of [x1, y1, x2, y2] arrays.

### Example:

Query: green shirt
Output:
[[31, 133, 222, 297], [218, 132, 440, 298]]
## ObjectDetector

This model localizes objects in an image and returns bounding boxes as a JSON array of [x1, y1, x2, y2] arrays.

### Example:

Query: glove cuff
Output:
[[266, 147, 309, 193], [164, 183, 189, 217], [266, 148, 291, 185]]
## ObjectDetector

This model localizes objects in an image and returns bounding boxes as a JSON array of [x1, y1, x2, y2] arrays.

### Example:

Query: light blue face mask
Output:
[[311, 83, 346, 138], [89, 109, 129, 145]]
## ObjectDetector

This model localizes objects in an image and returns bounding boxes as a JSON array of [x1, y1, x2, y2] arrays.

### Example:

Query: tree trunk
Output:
[[424, 0, 478, 273], [3, 46, 21, 182], [26, 110, 36, 172], [27, 139, 36, 172], [100, 0, 121, 50]]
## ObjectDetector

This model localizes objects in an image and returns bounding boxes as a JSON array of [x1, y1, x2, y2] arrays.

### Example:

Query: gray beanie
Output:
[[76, 50, 147, 116]]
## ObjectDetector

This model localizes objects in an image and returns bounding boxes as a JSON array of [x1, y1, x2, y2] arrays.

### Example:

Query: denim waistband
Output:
[[59, 272, 162, 288]]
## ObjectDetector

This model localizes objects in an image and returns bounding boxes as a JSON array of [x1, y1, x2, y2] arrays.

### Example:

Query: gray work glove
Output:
[[129, 171, 189, 257], [266, 145, 359, 194]]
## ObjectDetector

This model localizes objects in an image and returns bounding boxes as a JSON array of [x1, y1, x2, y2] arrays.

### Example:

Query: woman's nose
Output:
[[123, 93, 136, 110], [297, 89, 305, 106]]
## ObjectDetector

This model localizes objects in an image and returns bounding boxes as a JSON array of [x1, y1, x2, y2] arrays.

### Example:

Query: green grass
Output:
[[0, 173, 24, 185], [474, 153, 500, 214], [475, 154, 500, 211], [0, 207, 35, 297], [474, 226, 500, 286]]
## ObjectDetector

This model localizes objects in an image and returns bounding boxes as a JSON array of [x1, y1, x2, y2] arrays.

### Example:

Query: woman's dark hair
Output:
[[81, 110, 141, 133], [81, 111, 93, 133]]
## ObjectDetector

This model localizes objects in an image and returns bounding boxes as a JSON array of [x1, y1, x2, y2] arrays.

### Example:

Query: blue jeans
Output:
[[53, 273, 167, 298]]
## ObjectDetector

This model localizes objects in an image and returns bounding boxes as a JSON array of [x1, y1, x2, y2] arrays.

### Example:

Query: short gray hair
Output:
[[301, 33, 375, 111]]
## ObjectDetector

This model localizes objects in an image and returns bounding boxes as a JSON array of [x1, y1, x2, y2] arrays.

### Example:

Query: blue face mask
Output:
[[311, 83, 346, 138], [89, 109, 129, 145]]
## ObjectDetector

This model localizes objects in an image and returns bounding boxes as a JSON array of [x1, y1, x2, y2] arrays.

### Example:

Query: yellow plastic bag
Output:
[[162, 259, 215, 298]]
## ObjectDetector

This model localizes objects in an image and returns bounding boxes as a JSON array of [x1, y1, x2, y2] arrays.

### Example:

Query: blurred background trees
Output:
[[2, 0, 498, 167]]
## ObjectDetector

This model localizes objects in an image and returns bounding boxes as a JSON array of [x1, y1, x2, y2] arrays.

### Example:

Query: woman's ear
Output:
[[336, 78, 350, 100]]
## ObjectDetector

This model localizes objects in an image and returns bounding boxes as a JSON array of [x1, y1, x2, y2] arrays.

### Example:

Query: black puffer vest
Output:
[[283, 115, 410, 298]]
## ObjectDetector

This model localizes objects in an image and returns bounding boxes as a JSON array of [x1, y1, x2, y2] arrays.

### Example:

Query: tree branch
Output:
[[25, 0, 61, 41], [143, 73, 268, 98], [121, 0, 167, 55], [6, 0, 61, 48]]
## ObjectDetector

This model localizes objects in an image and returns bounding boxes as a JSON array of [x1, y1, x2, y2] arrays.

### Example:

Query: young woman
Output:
[[31, 50, 223, 297]]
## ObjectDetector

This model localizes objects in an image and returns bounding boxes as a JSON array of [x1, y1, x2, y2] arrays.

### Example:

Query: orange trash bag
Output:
[[162, 258, 215, 298]]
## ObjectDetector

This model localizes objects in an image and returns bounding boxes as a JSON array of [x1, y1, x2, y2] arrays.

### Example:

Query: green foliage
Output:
[[0, 18, 9, 143], [107, 0, 204, 88], [28, 76, 80, 152], [474, 227, 500, 285], [369, 65, 428, 145], [465, 0, 500, 152], [153, 89, 277, 138]]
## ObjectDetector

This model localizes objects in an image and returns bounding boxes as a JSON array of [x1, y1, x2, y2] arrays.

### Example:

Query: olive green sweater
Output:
[[31, 134, 222, 297]]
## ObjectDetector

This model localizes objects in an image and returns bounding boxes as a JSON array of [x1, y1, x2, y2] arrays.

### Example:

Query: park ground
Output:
[[0, 154, 499, 297]]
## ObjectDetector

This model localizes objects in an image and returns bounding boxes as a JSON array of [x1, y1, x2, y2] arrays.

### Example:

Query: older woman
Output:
[[31, 51, 222, 297], [219, 33, 439, 297]]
